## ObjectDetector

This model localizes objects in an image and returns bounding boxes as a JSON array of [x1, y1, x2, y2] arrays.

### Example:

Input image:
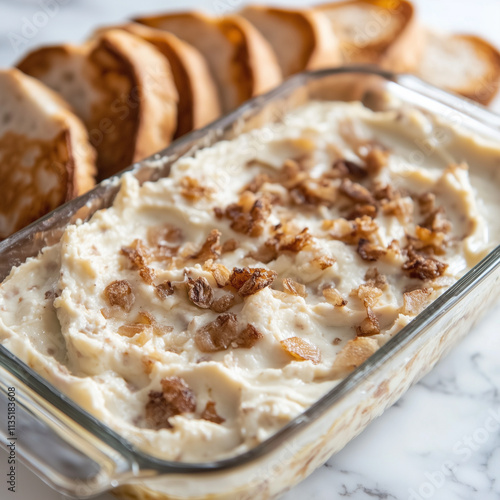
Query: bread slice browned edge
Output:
[[316, 0, 423, 72], [25, 72, 96, 196], [17, 31, 178, 181], [239, 5, 341, 77], [109, 23, 221, 137], [0, 68, 95, 239], [16, 45, 87, 113], [134, 11, 282, 112], [455, 34, 500, 105], [220, 14, 283, 103], [92, 29, 178, 177], [63, 113, 96, 196], [378, 0, 423, 72], [305, 9, 343, 71], [418, 33, 500, 106], [14, 47, 96, 193]]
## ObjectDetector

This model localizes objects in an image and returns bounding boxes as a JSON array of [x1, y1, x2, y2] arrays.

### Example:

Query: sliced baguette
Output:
[[315, 0, 423, 72], [105, 23, 221, 137], [0, 68, 96, 239], [134, 11, 282, 113], [239, 5, 341, 77], [416, 31, 500, 106], [17, 29, 178, 181]]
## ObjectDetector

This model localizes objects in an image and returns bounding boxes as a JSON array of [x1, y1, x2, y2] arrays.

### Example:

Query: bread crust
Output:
[[455, 34, 500, 105], [377, 0, 424, 72], [135, 11, 282, 112], [306, 9, 343, 71], [116, 23, 220, 137], [415, 31, 500, 106], [18, 30, 178, 181], [0, 69, 95, 239], [316, 0, 423, 72], [240, 5, 341, 77], [221, 14, 282, 100], [95, 30, 178, 172]]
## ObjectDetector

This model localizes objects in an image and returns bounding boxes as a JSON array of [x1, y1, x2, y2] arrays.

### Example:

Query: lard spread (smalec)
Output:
[[1, 101, 499, 462]]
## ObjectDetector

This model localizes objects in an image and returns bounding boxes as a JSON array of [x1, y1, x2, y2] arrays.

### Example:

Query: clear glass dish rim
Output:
[[1, 66, 500, 475]]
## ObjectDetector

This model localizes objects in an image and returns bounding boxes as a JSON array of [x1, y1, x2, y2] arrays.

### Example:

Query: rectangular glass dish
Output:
[[1, 67, 500, 500]]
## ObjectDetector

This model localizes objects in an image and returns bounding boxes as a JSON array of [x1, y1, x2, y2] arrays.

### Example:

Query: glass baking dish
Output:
[[1, 67, 500, 500]]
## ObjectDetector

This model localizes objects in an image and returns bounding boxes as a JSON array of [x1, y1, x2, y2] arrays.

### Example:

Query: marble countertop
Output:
[[1, 1, 499, 499]]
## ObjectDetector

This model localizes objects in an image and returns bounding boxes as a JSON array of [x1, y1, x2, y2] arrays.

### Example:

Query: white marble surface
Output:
[[1, 1, 500, 499]]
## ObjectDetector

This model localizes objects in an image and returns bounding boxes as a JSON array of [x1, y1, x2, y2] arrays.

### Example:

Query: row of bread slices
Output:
[[2, 1, 500, 239]]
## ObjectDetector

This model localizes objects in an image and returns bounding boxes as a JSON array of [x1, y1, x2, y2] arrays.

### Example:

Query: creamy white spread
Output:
[[1, 101, 500, 463]]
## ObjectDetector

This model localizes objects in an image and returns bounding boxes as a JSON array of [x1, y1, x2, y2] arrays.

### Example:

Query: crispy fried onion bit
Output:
[[121, 239, 173, 299], [324, 215, 378, 245], [345, 202, 378, 220], [403, 288, 432, 315], [155, 281, 174, 300], [247, 158, 339, 207], [242, 146, 388, 207], [339, 178, 376, 205], [211, 294, 235, 313], [229, 267, 277, 296], [354, 283, 383, 337], [402, 248, 448, 280], [201, 401, 225, 424], [357, 238, 386, 262], [280, 337, 321, 364], [104, 280, 135, 312], [195, 314, 263, 352], [417, 192, 436, 215], [332, 337, 379, 375], [118, 311, 173, 340], [145, 377, 196, 429], [204, 260, 231, 288], [215, 192, 271, 237], [190, 229, 221, 261], [187, 276, 236, 313], [364, 268, 387, 289], [403, 194, 452, 256], [187, 277, 214, 309], [121, 239, 151, 269], [411, 207, 452, 255], [313, 255, 336, 270], [374, 184, 413, 220], [338, 120, 389, 167], [322, 287, 347, 307], [255, 227, 313, 263], [222, 239, 238, 253], [283, 278, 307, 297], [345, 182, 410, 222], [179, 176, 214, 201], [357, 309, 380, 337], [272, 227, 313, 252], [331, 158, 369, 180], [286, 165, 338, 207]]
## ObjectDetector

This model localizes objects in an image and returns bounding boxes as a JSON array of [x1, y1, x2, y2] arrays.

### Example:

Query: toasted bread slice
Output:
[[315, 0, 423, 72], [0, 68, 95, 239], [17, 29, 178, 181], [107, 23, 220, 137], [134, 12, 282, 113], [239, 5, 341, 77], [416, 31, 500, 106]]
